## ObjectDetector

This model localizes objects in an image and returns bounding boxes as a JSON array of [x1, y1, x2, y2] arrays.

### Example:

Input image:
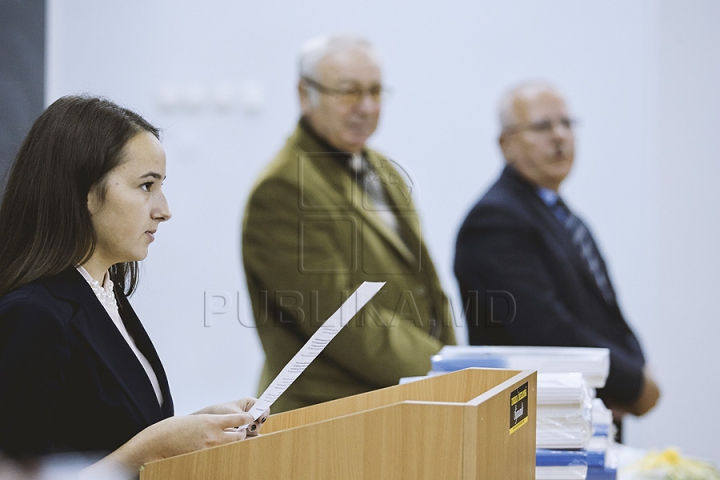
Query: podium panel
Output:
[[140, 368, 536, 480]]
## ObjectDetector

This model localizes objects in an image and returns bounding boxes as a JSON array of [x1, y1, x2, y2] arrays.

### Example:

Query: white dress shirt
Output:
[[76, 266, 163, 406]]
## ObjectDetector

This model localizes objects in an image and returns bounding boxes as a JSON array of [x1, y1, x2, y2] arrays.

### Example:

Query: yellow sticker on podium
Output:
[[509, 382, 529, 434]]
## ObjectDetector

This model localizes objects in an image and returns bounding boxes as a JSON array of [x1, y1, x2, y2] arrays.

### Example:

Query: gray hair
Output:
[[299, 34, 379, 78], [299, 34, 380, 105], [498, 82, 559, 130]]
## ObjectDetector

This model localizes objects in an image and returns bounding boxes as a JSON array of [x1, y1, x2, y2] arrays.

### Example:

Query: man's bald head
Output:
[[498, 83, 575, 191], [499, 83, 564, 130]]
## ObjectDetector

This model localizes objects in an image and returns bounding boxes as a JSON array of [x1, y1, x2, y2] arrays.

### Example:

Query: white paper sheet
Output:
[[245, 281, 385, 422]]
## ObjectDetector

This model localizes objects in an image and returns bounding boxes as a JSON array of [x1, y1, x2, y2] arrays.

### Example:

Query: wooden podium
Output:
[[140, 368, 536, 479]]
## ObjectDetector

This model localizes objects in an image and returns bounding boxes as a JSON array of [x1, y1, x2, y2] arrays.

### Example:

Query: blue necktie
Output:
[[553, 199, 615, 304]]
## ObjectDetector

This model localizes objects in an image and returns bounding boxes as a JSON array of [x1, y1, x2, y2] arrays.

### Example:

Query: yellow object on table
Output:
[[622, 447, 720, 480]]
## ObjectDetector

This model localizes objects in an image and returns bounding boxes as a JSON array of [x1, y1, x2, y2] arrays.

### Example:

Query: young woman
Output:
[[0, 96, 266, 475]]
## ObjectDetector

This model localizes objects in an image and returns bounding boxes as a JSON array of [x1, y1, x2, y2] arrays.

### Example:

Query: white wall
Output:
[[45, 0, 720, 465], [621, 0, 720, 464]]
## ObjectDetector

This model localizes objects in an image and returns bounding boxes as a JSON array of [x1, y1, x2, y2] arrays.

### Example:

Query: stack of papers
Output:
[[431, 345, 610, 388], [536, 398, 617, 480], [429, 346, 611, 450], [536, 373, 593, 450], [586, 399, 617, 479], [426, 345, 618, 479]]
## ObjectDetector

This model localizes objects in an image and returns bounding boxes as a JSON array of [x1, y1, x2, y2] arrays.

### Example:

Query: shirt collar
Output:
[[299, 116, 365, 170], [299, 116, 347, 155], [76, 265, 117, 309], [536, 185, 560, 208]]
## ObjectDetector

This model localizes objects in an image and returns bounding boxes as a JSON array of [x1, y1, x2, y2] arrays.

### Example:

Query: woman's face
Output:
[[87, 131, 171, 271]]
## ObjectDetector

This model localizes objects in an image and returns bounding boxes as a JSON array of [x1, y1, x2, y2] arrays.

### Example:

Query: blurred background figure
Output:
[[242, 34, 456, 413], [453, 83, 660, 435]]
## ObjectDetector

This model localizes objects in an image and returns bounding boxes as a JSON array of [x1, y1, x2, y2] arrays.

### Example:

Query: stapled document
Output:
[[246, 281, 385, 422]]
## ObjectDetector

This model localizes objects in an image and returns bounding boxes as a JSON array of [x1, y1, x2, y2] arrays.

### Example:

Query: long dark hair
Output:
[[0, 95, 160, 297]]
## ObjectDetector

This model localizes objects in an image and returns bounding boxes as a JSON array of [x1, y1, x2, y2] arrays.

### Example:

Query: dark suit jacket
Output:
[[0, 268, 173, 458], [454, 165, 646, 406]]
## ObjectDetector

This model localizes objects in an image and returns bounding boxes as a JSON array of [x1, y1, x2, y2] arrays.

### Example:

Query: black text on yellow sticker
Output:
[[509, 382, 529, 435]]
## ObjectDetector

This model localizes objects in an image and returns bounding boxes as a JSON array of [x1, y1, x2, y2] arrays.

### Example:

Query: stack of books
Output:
[[586, 399, 617, 479], [429, 346, 618, 480], [536, 449, 588, 480]]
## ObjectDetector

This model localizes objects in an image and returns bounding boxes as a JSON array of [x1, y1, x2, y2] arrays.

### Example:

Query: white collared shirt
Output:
[[76, 266, 163, 406]]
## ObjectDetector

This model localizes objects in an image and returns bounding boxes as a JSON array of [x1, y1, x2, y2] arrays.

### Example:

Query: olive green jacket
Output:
[[242, 121, 456, 412]]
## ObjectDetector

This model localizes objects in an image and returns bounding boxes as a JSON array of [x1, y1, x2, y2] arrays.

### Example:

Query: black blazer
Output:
[[454, 165, 646, 405], [0, 268, 173, 458]]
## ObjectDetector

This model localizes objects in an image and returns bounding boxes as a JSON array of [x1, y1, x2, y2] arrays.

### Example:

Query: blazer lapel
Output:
[[358, 152, 418, 265], [504, 168, 608, 303], [295, 125, 417, 267], [354, 200, 417, 266], [318, 158, 417, 266], [43, 269, 167, 424]]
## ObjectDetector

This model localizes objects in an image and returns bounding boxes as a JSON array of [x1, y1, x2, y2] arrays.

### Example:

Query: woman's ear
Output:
[[87, 186, 100, 215]]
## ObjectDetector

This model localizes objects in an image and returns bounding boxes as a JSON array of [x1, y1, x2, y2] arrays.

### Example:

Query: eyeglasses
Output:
[[503, 117, 578, 135], [302, 76, 388, 105]]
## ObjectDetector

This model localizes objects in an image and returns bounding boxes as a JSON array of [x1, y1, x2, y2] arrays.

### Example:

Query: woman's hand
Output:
[[133, 412, 253, 457], [82, 412, 253, 477], [193, 397, 270, 437]]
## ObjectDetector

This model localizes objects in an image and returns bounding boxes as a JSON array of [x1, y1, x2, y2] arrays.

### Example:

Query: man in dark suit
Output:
[[453, 83, 659, 421]]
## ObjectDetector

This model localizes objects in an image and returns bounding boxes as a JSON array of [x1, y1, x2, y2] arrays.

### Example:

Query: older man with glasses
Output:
[[453, 83, 660, 438], [242, 34, 456, 413]]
